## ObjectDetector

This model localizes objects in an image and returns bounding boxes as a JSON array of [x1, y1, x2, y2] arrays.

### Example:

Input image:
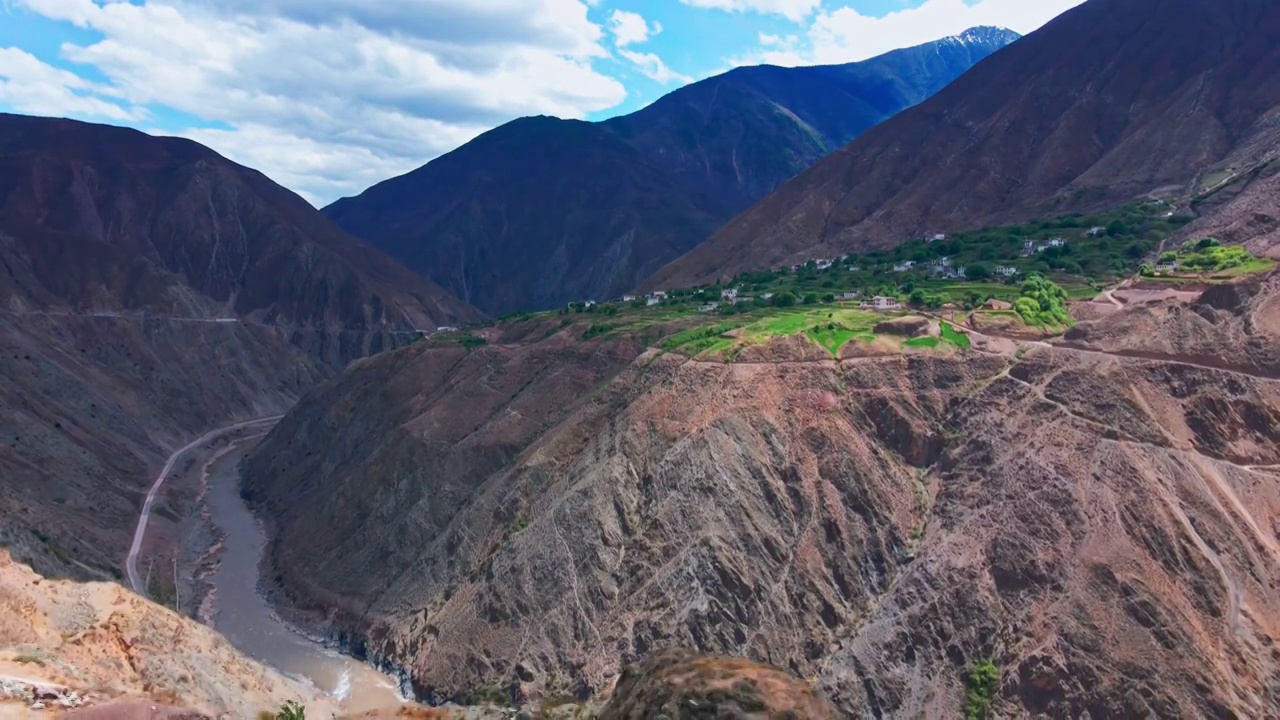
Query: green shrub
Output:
[[276, 701, 306, 720], [965, 661, 999, 720], [772, 291, 797, 307]]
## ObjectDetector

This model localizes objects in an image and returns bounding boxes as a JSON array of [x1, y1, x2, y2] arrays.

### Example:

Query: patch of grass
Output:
[[904, 336, 940, 349], [965, 660, 1000, 720], [940, 322, 970, 350], [14, 654, 44, 666], [806, 323, 860, 357], [463, 681, 511, 707], [661, 323, 739, 352]]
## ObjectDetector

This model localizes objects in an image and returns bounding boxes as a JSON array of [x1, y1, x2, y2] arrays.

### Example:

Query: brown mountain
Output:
[[648, 0, 1280, 288], [0, 113, 477, 579], [322, 28, 1019, 315], [242, 272, 1280, 716]]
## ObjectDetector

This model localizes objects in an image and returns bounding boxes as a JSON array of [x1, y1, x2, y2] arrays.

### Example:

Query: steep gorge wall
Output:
[[245, 282, 1280, 716]]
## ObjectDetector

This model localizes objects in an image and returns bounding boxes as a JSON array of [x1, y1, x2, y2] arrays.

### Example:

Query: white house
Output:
[[1154, 261, 1180, 272], [762, 292, 775, 300], [841, 291, 860, 301], [995, 265, 1020, 277], [646, 297, 661, 307], [928, 233, 947, 243], [435, 326, 458, 334], [947, 267, 968, 280], [622, 295, 636, 302], [699, 302, 720, 313], [1047, 237, 1066, 248], [1022, 239, 1036, 256], [893, 260, 917, 273], [816, 259, 834, 271], [721, 288, 739, 301], [862, 296, 901, 310]]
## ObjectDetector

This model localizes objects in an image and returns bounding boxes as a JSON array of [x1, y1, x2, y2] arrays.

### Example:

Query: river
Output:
[[203, 442, 407, 714]]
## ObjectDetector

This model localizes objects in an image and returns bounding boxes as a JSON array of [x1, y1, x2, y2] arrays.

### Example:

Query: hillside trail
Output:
[[126, 416, 283, 596]]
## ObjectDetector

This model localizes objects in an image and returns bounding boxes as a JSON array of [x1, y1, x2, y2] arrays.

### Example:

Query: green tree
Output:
[[772, 291, 797, 308], [1106, 219, 1128, 237], [822, 293, 836, 303], [908, 289, 926, 306], [966, 264, 992, 281], [802, 293, 819, 305]]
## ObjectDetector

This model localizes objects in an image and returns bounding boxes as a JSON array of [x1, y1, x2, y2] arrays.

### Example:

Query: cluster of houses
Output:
[[1023, 237, 1067, 256], [860, 296, 903, 311]]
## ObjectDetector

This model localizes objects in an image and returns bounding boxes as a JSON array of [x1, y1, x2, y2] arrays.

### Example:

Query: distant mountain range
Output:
[[648, 0, 1280, 288], [324, 27, 1021, 314]]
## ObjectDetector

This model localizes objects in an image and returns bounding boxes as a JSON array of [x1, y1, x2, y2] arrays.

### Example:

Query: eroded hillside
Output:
[[0, 549, 336, 717], [243, 273, 1280, 716]]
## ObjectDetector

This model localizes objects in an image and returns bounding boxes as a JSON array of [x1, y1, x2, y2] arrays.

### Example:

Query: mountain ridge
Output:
[[323, 27, 1020, 314], [645, 0, 1280, 288]]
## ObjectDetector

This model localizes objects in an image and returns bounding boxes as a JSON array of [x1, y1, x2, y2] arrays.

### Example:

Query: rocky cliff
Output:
[[244, 273, 1280, 716]]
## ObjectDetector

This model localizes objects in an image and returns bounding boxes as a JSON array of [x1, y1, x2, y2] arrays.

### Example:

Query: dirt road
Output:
[[126, 416, 282, 596]]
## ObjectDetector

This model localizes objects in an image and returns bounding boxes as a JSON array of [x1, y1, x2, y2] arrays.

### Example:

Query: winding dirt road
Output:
[[126, 416, 282, 596]]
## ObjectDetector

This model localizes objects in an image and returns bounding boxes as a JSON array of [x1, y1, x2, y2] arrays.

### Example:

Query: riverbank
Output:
[[187, 442, 409, 715]]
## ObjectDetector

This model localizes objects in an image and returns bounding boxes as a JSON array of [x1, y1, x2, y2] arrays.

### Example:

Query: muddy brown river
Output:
[[204, 443, 406, 714]]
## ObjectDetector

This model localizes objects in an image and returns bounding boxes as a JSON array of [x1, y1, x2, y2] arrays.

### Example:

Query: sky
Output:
[[0, 0, 1086, 205]]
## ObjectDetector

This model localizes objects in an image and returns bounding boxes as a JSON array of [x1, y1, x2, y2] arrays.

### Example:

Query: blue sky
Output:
[[0, 0, 1085, 204]]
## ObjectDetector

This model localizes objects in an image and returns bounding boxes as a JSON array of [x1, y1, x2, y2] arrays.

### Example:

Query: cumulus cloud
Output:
[[0, 47, 142, 121], [609, 9, 658, 47], [678, 0, 820, 23], [12, 0, 626, 204]]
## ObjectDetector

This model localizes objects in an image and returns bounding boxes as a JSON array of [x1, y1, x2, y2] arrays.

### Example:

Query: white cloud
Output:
[[609, 9, 656, 47], [678, 0, 820, 23], [742, 0, 1087, 66], [618, 50, 693, 85], [12, 0, 627, 204], [0, 46, 143, 121]]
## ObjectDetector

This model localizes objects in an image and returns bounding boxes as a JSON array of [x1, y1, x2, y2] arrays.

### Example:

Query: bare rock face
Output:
[[247, 273, 1280, 718], [600, 649, 837, 719]]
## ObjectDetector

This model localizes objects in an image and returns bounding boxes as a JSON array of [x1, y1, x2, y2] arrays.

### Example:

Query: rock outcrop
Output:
[[0, 549, 335, 718], [600, 649, 837, 719]]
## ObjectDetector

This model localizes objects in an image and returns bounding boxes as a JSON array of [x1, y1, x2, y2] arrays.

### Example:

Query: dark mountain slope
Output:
[[0, 113, 480, 361], [324, 28, 1019, 314], [0, 113, 477, 578], [648, 0, 1280, 288]]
